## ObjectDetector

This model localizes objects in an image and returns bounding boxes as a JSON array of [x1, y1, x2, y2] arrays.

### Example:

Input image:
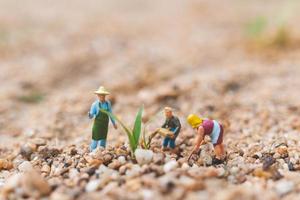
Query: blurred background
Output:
[[1, 0, 300, 148]]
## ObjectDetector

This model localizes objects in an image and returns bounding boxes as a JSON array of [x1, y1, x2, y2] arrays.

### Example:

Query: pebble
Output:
[[163, 160, 178, 173], [21, 170, 51, 197], [18, 161, 33, 172], [181, 163, 190, 170], [153, 153, 165, 165], [135, 149, 153, 165], [275, 180, 294, 196], [69, 168, 79, 179], [41, 164, 51, 174], [20, 144, 36, 160], [0, 159, 13, 171], [85, 179, 101, 192], [118, 156, 126, 165], [2, 173, 22, 194], [32, 138, 47, 146]]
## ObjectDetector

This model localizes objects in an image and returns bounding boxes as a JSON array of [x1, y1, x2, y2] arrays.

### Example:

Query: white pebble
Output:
[[163, 160, 178, 173], [118, 156, 126, 165], [275, 180, 294, 195], [181, 163, 190, 170], [18, 161, 33, 172], [85, 179, 100, 192], [134, 149, 153, 165]]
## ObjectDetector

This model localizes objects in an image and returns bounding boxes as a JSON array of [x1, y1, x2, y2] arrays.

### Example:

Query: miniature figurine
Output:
[[187, 114, 225, 165], [88, 86, 117, 151], [160, 107, 181, 151]]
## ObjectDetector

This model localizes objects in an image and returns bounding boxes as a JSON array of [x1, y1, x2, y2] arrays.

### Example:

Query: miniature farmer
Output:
[[161, 107, 181, 151], [88, 86, 117, 151], [187, 114, 225, 165]]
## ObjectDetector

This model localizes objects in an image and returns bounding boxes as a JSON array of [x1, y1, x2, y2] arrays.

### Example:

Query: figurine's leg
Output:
[[169, 138, 176, 149], [162, 137, 170, 150], [90, 140, 98, 151], [214, 144, 225, 159], [99, 139, 106, 148]]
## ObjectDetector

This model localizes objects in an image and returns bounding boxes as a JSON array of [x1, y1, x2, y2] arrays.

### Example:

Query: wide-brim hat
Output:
[[94, 86, 110, 95]]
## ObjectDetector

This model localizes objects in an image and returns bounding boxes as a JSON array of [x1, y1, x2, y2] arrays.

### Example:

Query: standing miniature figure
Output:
[[187, 114, 225, 165], [88, 86, 117, 151], [160, 107, 181, 151]]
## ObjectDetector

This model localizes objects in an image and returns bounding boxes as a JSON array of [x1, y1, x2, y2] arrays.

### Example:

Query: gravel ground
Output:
[[1, 0, 300, 199]]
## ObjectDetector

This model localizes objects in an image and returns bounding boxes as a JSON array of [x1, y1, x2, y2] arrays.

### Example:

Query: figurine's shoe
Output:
[[162, 147, 170, 151], [212, 157, 224, 165]]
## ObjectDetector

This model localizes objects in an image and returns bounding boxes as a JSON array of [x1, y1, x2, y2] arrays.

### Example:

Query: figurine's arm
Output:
[[161, 120, 167, 128], [193, 126, 204, 152], [88, 102, 97, 119], [173, 118, 181, 135], [107, 101, 116, 125]]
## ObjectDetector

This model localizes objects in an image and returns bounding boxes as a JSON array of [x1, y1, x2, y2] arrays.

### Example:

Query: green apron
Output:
[[92, 103, 109, 140]]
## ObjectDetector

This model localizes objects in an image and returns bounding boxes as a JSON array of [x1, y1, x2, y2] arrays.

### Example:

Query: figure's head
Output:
[[97, 94, 106, 102], [164, 107, 173, 119], [94, 86, 110, 102], [187, 114, 203, 129]]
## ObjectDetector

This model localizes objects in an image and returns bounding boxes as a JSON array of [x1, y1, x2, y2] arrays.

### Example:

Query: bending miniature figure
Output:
[[160, 107, 181, 151], [88, 86, 117, 151], [187, 114, 225, 165]]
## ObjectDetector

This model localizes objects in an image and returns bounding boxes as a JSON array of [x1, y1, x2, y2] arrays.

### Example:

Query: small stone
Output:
[[153, 153, 165, 165], [119, 165, 127, 175], [253, 168, 272, 179], [181, 163, 190, 170], [118, 156, 126, 165], [103, 153, 114, 165], [32, 138, 47, 146], [163, 160, 178, 173], [69, 168, 79, 179], [262, 155, 275, 170], [18, 161, 33, 172], [126, 164, 141, 177], [39, 147, 61, 159], [41, 164, 51, 174], [88, 159, 103, 168], [230, 166, 239, 175], [85, 179, 101, 192], [135, 149, 153, 165], [276, 146, 288, 158], [0, 159, 13, 171], [275, 180, 294, 196], [21, 170, 51, 197], [108, 160, 121, 170], [20, 143, 37, 160], [2, 173, 22, 194]]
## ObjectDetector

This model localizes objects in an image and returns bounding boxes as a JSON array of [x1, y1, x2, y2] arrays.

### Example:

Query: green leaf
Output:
[[132, 106, 143, 150], [100, 109, 136, 153]]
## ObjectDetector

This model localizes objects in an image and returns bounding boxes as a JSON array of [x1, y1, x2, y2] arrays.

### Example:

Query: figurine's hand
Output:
[[113, 124, 118, 129]]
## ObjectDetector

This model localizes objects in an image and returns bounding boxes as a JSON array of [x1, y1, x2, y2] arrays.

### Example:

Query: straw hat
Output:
[[94, 86, 110, 95], [164, 107, 173, 112]]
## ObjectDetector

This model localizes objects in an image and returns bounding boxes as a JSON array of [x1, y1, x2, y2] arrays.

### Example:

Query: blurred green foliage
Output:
[[245, 16, 267, 38], [17, 91, 45, 104]]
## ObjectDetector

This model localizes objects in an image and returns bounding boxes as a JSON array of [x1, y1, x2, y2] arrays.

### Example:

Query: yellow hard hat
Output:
[[187, 114, 203, 128]]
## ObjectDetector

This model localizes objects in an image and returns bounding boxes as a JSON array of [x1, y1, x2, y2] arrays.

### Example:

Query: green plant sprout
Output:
[[101, 106, 143, 156], [141, 109, 163, 149]]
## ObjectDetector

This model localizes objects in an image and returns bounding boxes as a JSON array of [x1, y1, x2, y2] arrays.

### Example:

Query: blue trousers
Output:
[[163, 137, 176, 149], [90, 139, 106, 151]]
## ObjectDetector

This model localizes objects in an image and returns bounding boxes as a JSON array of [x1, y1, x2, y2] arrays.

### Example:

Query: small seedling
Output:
[[141, 109, 164, 149], [101, 106, 143, 156]]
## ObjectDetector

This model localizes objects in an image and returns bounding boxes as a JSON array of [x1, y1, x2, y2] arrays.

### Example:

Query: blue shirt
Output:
[[88, 100, 116, 125]]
